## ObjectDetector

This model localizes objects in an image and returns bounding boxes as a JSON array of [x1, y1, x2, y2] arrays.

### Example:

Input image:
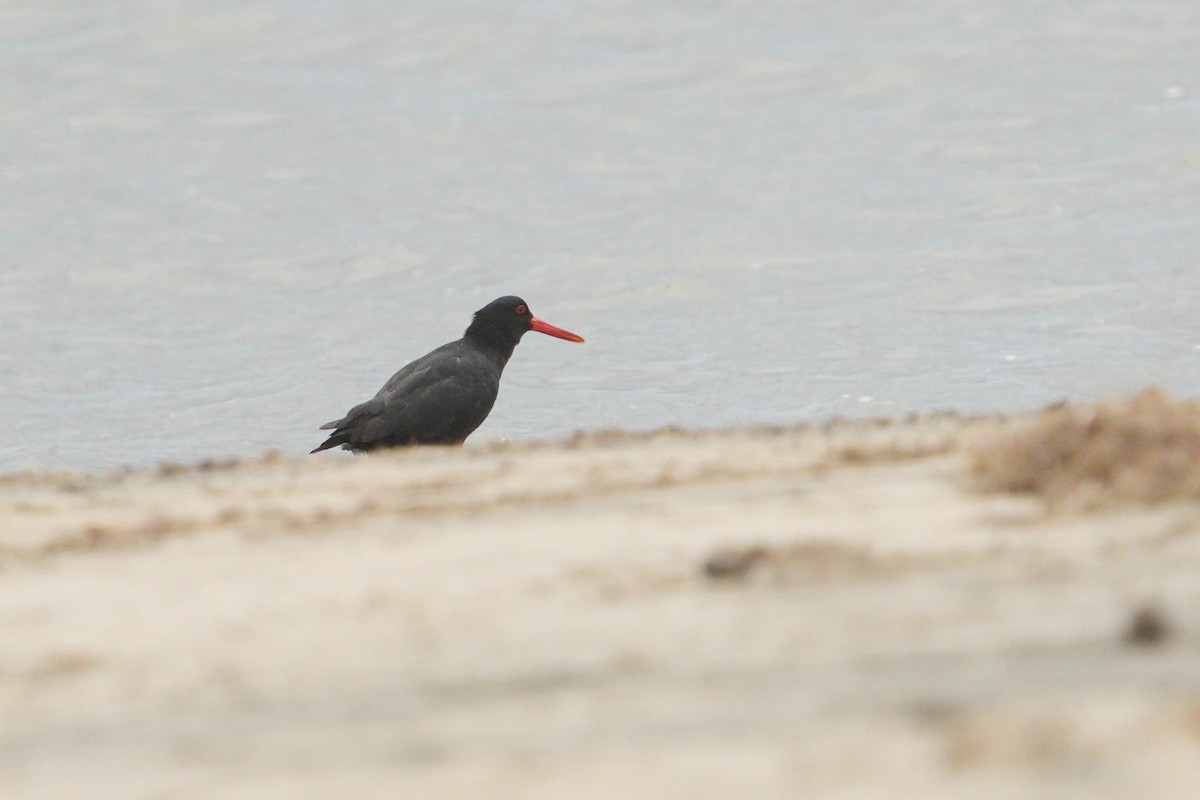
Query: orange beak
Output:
[[530, 316, 585, 343]]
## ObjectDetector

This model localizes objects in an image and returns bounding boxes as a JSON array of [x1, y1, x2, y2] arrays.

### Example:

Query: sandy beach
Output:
[[4, 393, 1200, 798]]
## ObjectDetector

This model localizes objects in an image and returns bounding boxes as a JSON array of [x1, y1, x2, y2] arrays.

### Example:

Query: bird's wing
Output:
[[358, 368, 497, 445], [313, 351, 446, 445], [374, 341, 461, 397], [318, 397, 382, 431]]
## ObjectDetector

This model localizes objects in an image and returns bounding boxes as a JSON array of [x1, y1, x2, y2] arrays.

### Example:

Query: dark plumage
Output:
[[311, 296, 584, 453]]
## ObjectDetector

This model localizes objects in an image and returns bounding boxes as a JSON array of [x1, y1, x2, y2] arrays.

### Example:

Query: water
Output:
[[2, 1, 1198, 473]]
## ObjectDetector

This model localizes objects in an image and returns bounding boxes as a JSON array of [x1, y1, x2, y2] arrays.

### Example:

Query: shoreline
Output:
[[4, 395, 1200, 798]]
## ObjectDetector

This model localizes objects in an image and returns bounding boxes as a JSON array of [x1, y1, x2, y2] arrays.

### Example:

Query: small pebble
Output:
[[703, 545, 770, 580], [1125, 604, 1170, 646]]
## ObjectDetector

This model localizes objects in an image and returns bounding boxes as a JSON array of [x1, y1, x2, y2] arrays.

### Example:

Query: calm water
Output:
[[2, 1, 1198, 473]]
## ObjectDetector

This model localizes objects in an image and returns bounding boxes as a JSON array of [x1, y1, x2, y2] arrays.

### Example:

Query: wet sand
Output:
[[4, 396, 1200, 798]]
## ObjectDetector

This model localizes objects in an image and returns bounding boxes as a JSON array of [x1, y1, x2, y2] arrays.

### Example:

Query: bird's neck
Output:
[[464, 320, 522, 363]]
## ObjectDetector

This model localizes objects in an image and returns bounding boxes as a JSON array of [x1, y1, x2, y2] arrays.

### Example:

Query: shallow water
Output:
[[2, 0, 1199, 472]]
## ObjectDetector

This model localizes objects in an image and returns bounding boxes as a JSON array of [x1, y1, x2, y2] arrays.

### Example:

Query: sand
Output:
[[4, 397, 1200, 799]]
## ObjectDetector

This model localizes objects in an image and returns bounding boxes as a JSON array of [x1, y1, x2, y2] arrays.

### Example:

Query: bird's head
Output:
[[466, 296, 585, 350]]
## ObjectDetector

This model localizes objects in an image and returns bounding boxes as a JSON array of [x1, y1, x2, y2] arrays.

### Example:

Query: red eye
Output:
[[515, 304, 527, 314]]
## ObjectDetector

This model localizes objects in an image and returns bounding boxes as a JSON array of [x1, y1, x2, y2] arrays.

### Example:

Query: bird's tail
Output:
[[310, 419, 348, 454]]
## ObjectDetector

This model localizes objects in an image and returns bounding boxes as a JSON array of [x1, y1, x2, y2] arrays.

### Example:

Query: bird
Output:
[[311, 296, 584, 453]]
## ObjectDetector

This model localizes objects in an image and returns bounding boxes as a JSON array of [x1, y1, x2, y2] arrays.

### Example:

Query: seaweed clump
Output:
[[972, 390, 1200, 508]]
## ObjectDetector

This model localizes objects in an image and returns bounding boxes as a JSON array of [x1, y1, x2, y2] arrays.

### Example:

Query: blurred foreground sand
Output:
[[4, 396, 1200, 798]]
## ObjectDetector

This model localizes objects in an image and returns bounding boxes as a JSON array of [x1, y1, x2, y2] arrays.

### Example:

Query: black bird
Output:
[[311, 296, 584, 453]]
